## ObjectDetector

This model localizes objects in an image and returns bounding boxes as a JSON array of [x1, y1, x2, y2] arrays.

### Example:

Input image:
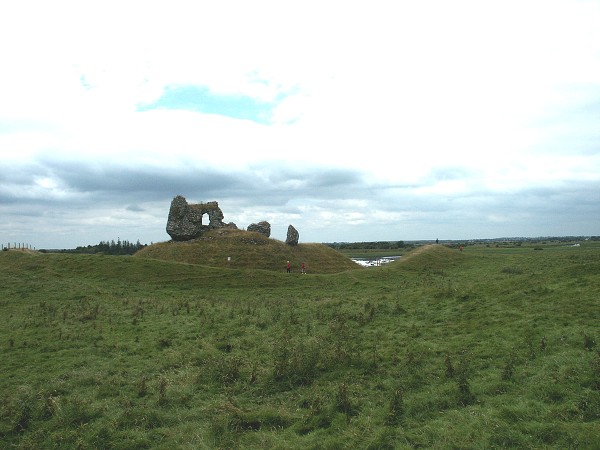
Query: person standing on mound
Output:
[[301, 262, 306, 274], [286, 261, 291, 273]]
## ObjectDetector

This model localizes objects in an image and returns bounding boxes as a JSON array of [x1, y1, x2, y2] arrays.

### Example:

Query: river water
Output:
[[351, 256, 401, 267]]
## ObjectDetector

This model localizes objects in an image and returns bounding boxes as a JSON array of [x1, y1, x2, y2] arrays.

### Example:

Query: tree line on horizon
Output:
[[325, 241, 410, 250], [44, 239, 147, 255]]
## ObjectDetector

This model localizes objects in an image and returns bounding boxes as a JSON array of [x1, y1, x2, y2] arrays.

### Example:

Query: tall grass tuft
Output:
[[445, 353, 455, 378], [592, 351, 600, 391], [584, 333, 596, 351], [272, 335, 321, 387], [335, 383, 355, 420], [157, 377, 168, 406], [502, 350, 518, 381], [457, 352, 475, 406], [385, 387, 404, 425]]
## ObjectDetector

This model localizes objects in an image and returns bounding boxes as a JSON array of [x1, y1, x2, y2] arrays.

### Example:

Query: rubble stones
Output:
[[247, 221, 271, 238], [286, 224, 299, 246]]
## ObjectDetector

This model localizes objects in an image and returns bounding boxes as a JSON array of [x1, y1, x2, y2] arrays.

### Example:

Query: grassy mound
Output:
[[134, 228, 361, 274], [390, 244, 464, 271]]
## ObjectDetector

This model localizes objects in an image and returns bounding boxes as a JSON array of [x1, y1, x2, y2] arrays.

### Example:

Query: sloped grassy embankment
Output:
[[0, 241, 598, 448], [134, 228, 362, 274]]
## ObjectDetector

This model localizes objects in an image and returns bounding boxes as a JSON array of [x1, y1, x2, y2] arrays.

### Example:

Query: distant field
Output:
[[1, 241, 598, 448]]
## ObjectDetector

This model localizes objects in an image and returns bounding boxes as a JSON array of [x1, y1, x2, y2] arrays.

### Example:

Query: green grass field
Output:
[[1, 240, 599, 449]]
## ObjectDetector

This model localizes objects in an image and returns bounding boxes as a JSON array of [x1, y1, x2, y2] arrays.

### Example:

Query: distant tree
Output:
[[324, 241, 410, 250], [61, 239, 148, 255]]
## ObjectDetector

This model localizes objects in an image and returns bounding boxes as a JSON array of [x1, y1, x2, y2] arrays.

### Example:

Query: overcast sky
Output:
[[1, 1, 599, 249]]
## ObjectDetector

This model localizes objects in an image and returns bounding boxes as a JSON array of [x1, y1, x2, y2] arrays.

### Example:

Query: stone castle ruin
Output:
[[166, 195, 299, 244], [166, 195, 232, 241]]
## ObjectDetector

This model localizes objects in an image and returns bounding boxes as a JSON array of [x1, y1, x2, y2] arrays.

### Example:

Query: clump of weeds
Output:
[[137, 376, 149, 397], [457, 352, 475, 406], [502, 350, 519, 382], [584, 333, 596, 351], [335, 383, 353, 416], [445, 353, 455, 378], [385, 387, 404, 425], [592, 351, 600, 390], [157, 377, 169, 406]]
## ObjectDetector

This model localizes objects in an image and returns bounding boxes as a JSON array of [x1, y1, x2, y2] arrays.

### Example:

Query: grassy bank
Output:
[[134, 228, 361, 274], [1, 242, 598, 448]]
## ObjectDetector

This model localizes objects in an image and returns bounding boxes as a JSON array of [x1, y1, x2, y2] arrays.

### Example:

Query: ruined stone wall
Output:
[[166, 195, 300, 244], [166, 195, 228, 241]]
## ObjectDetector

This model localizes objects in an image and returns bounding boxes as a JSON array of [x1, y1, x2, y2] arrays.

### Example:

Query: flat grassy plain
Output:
[[1, 241, 598, 449]]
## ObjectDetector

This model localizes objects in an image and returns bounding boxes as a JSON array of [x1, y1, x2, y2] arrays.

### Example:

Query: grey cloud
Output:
[[509, 182, 600, 215], [367, 178, 600, 230], [278, 205, 304, 215], [1, 162, 49, 185], [250, 164, 364, 190], [126, 204, 145, 212], [43, 162, 243, 198], [7, 158, 367, 212], [1, 208, 45, 218], [222, 164, 367, 207]]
